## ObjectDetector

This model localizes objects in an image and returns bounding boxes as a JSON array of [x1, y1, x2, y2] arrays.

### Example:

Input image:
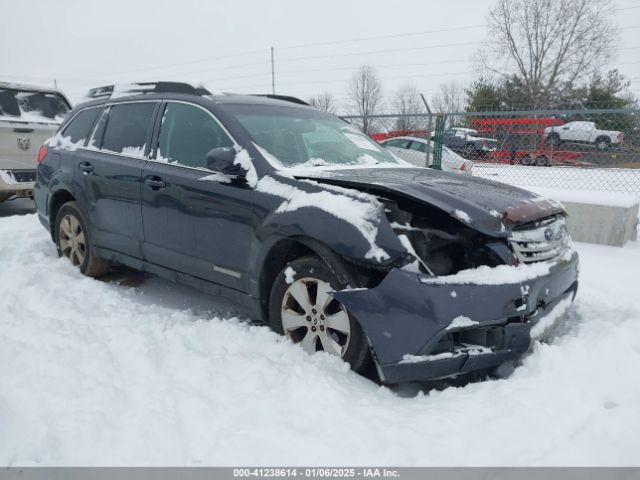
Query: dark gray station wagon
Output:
[[35, 82, 579, 384]]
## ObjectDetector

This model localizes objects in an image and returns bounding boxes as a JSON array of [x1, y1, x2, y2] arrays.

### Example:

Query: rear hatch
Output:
[[0, 87, 70, 171]]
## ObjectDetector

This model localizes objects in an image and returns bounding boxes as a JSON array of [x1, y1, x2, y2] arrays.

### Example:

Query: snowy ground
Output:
[[1, 213, 640, 466], [474, 163, 640, 196]]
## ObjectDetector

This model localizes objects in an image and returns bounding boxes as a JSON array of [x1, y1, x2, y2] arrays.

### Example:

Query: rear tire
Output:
[[595, 137, 610, 152], [520, 154, 533, 166], [535, 155, 550, 167], [54, 201, 110, 277], [269, 255, 372, 373], [462, 144, 476, 158]]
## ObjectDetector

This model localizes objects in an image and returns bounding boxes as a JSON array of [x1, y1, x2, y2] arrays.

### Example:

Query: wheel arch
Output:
[[255, 235, 376, 323], [48, 189, 76, 241]]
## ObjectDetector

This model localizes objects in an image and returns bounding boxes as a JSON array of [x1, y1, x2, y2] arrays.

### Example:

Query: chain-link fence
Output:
[[342, 108, 640, 196]]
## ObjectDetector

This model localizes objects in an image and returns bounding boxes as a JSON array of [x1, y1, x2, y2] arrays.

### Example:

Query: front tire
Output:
[[269, 255, 371, 373], [54, 201, 110, 277], [546, 133, 561, 147]]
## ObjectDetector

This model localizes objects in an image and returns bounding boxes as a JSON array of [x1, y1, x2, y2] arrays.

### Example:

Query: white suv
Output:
[[0, 82, 71, 202]]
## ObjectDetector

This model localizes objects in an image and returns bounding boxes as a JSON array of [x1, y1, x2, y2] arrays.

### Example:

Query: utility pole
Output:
[[420, 93, 432, 168], [54, 79, 58, 89], [270, 47, 275, 94]]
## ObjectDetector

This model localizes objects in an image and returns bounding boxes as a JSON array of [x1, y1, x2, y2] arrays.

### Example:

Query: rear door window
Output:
[[156, 102, 233, 168], [101, 102, 156, 157], [61, 107, 101, 145], [386, 138, 411, 149]]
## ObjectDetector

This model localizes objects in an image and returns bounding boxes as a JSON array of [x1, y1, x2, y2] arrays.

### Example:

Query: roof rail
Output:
[[86, 82, 211, 100], [252, 94, 309, 106]]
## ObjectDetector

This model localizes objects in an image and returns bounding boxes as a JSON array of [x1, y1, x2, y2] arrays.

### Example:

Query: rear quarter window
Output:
[[100, 102, 156, 157], [61, 108, 102, 145]]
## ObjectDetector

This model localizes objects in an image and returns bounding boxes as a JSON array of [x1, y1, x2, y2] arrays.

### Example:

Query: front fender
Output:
[[246, 177, 407, 301]]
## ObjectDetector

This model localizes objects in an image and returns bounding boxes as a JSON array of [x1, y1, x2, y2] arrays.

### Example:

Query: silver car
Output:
[[0, 82, 71, 202], [381, 136, 473, 174]]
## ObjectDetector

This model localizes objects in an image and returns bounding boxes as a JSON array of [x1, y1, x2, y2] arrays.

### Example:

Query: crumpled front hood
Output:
[[295, 167, 564, 236]]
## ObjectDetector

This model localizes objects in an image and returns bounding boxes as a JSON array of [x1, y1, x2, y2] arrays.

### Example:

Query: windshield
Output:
[[227, 104, 403, 168], [0, 88, 70, 122]]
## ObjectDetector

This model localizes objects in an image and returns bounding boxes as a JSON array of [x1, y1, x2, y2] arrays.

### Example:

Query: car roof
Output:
[[383, 136, 429, 143], [76, 82, 311, 110], [209, 93, 310, 108], [73, 90, 313, 113]]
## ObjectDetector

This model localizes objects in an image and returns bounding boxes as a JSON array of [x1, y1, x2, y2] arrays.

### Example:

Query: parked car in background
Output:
[[544, 121, 623, 151], [0, 82, 71, 202], [380, 136, 473, 174], [35, 82, 579, 385], [442, 127, 497, 158]]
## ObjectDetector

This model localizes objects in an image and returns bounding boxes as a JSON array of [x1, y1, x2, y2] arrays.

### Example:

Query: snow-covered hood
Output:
[[296, 167, 564, 236]]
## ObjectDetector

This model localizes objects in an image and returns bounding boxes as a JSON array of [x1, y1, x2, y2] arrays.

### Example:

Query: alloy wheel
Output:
[[58, 214, 86, 267], [280, 277, 351, 357]]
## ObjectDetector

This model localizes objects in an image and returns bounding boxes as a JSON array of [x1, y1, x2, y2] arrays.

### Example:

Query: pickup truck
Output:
[[0, 82, 71, 202], [544, 121, 623, 151]]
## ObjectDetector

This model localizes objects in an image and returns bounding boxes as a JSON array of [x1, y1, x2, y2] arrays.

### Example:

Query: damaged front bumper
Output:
[[334, 251, 579, 384]]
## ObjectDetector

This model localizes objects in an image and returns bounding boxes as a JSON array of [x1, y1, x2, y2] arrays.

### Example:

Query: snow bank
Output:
[[1, 215, 639, 466], [528, 187, 639, 209], [473, 163, 640, 198]]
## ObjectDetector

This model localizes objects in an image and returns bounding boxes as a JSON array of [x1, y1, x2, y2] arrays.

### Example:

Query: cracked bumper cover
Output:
[[333, 251, 579, 384]]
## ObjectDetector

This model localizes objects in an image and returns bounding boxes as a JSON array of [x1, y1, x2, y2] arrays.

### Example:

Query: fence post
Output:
[[420, 94, 433, 168], [432, 113, 446, 170]]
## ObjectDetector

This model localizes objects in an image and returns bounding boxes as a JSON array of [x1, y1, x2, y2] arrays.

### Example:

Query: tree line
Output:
[[308, 0, 638, 133]]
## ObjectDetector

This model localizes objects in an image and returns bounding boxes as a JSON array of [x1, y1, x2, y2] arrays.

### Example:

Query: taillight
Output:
[[37, 144, 48, 163], [460, 163, 466, 171]]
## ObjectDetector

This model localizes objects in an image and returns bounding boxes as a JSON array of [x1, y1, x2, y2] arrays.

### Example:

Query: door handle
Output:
[[144, 176, 167, 190], [78, 161, 94, 174]]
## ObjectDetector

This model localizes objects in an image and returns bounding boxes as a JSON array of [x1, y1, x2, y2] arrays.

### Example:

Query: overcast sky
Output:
[[1, 0, 639, 110]]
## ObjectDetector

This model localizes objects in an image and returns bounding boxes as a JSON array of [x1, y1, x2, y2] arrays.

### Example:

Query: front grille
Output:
[[509, 217, 569, 264], [11, 170, 36, 183]]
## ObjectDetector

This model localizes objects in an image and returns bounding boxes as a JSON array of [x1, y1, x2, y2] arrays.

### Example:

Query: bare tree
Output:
[[478, 0, 617, 108], [348, 65, 383, 133], [393, 84, 424, 130], [308, 92, 337, 113], [431, 81, 467, 114]]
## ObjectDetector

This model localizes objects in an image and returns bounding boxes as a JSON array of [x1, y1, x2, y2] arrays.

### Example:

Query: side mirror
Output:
[[205, 147, 246, 177]]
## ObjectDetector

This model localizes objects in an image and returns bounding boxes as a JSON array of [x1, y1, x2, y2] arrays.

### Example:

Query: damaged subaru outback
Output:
[[34, 82, 579, 384]]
